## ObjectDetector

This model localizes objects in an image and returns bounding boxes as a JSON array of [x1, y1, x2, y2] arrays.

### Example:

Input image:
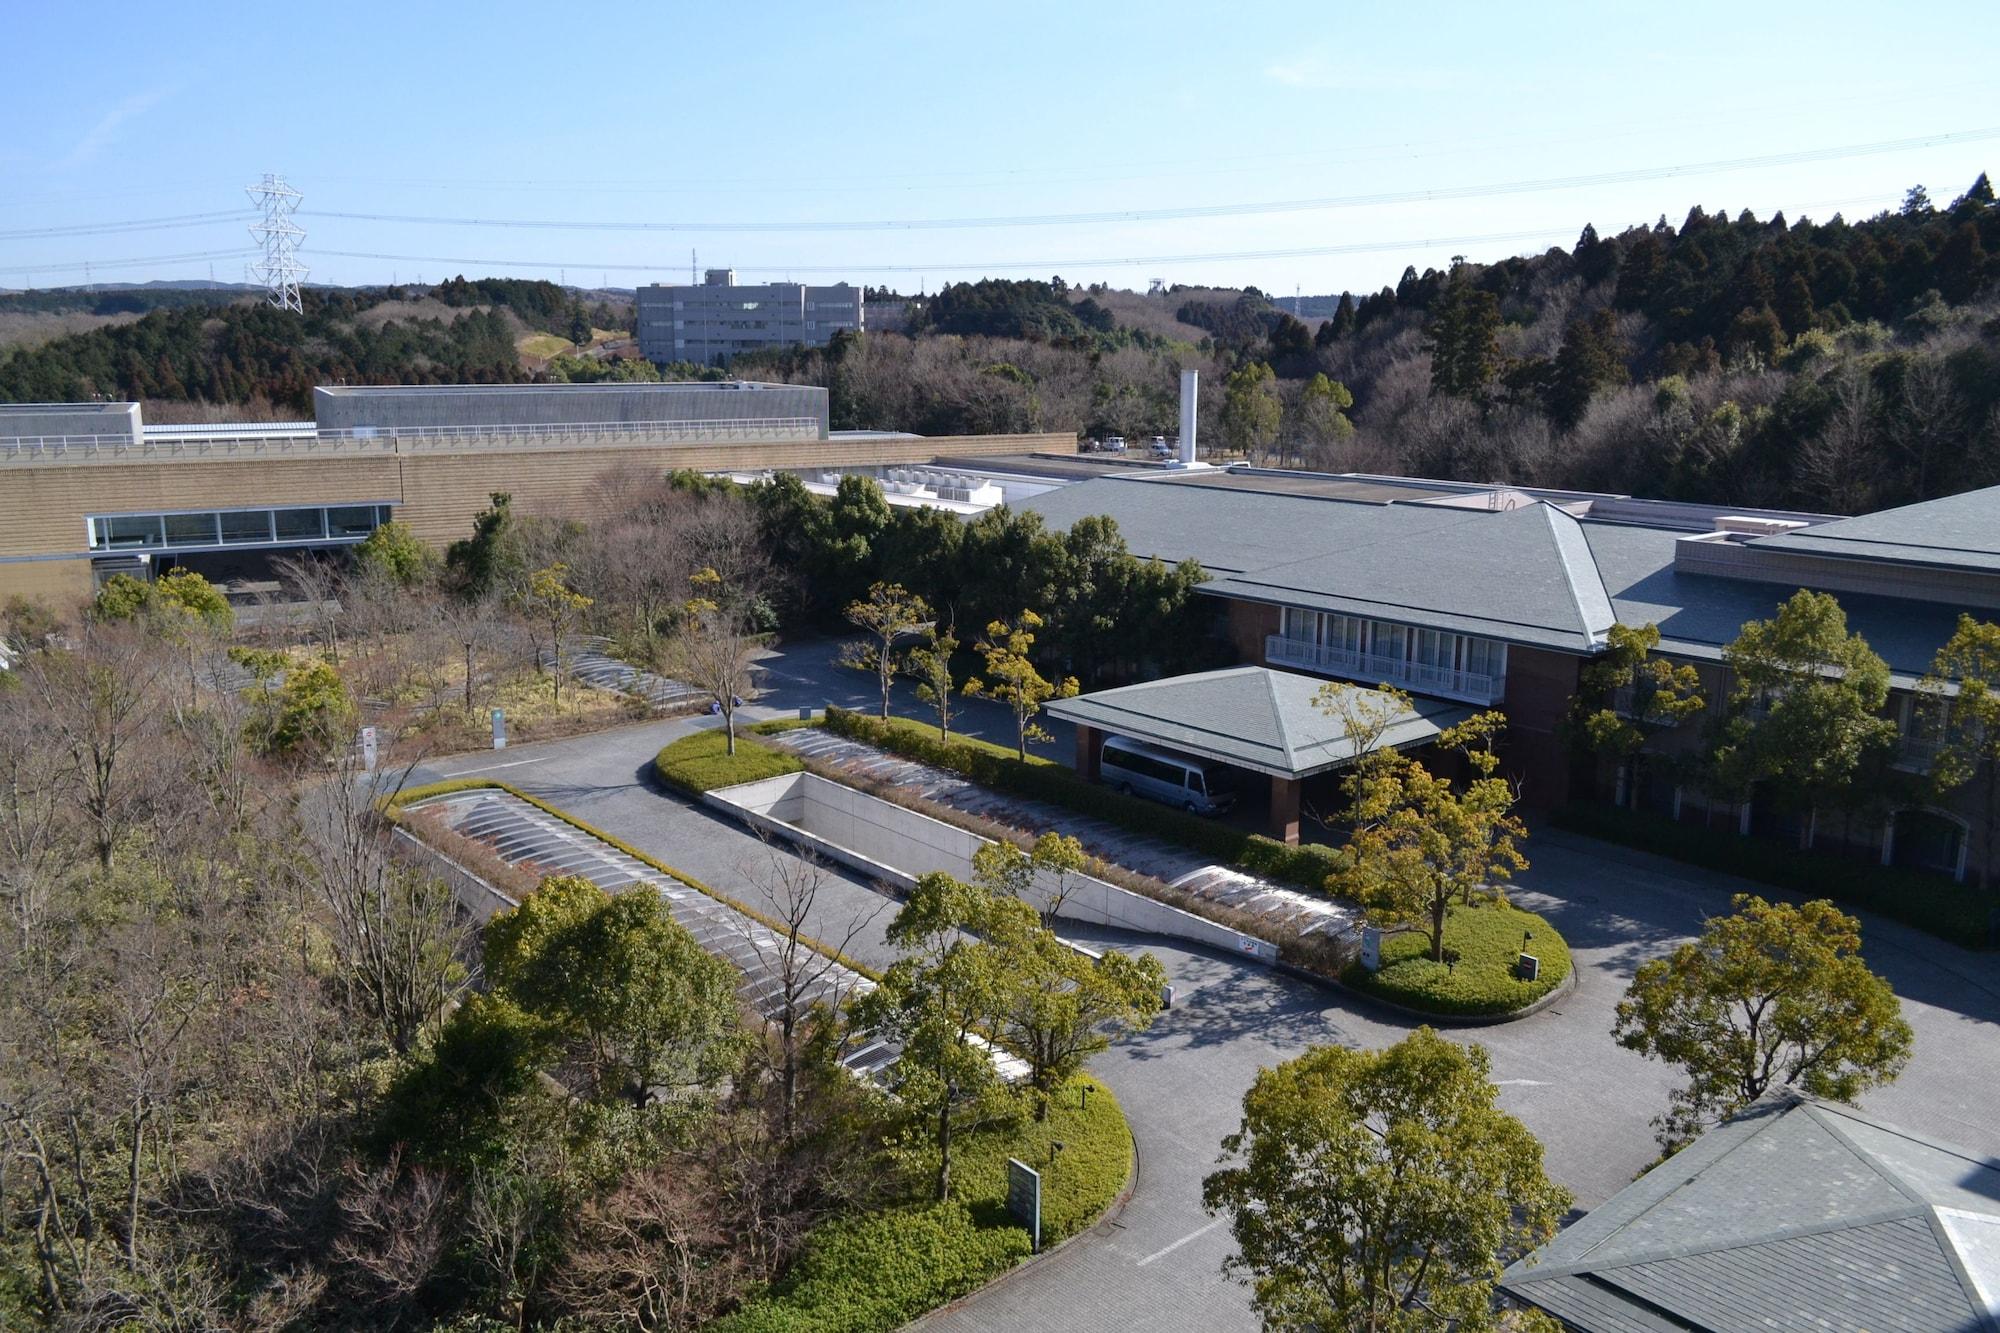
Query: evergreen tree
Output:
[[1423, 275, 1502, 401], [1547, 308, 1626, 430]]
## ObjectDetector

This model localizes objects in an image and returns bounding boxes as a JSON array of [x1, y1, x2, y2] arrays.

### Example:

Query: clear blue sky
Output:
[[4, 0, 1997, 295]]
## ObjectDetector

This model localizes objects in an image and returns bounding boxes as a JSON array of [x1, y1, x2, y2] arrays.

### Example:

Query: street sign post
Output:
[[1360, 925, 1383, 972], [1005, 1158, 1042, 1253], [360, 726, 378, 772], [491, 708, 506, 750]]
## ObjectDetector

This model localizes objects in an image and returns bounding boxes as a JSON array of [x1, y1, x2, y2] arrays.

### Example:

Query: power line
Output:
[[0, 248, 259, 276], [0, 210, 256, 240], [296, 126, 2000, 235], [304, 227, 1586, 278]]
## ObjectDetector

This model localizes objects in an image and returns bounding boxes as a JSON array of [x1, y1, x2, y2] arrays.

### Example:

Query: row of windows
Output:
[[88, 505, 392, 552], [1279, 608, 1507, 680]]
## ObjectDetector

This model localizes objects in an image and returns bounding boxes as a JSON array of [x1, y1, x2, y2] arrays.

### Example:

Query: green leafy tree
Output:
[[1547, 308, 1626, 429], [1567, 622, 1706, 806], [838, 582, 932, 719], [1712, 590, 1896, 843], [92, 568, 232, 632], [851, 871, 1021, 1201], [1203, 1029, 1571, 1333], [1613, 894, 1914, 1149], [522, 563, 593, 704], [963, 611, 1078, 760], [354, 519, 434, 588], [1424, 272, 1503, 401], [1917, 615, 2000, 889], [1295, 373, 1356, 460], [1336, 709, 1528, 963], [246, 658, 356, 761], [1221, 361, 1282, 459], [446, 492, 520, 598], [908, 623, 960, 739], [988, 905, 1165, 1120], [486, 874, 741, 1110]]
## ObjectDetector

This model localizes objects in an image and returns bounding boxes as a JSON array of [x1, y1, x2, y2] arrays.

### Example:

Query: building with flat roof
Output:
[[1019, 466, 2000, 884], [1501, 1092, 2000, 1332], [0, 389, 1070, 604], [637, 270, 863, 365], [314, 380, 829, 438]]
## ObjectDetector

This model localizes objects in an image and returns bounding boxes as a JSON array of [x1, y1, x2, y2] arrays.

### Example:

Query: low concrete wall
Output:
[[709, 772, 1278, 965]]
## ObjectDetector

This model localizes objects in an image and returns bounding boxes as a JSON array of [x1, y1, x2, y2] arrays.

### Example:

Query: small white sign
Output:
[[360, 726, 378, 772], [491, 708, 506, 750], [1360, 926, 1382, 972]]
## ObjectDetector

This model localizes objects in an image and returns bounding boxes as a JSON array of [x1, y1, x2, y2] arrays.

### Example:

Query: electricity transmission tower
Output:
[[246, 173, 307, 312]]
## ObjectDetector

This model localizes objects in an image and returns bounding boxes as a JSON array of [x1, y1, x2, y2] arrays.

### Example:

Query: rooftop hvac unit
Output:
[[1712, 515, 1812, 538]]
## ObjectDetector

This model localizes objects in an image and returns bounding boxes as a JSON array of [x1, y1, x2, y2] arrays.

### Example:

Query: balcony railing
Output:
[[1266, 634, 1504, 705]]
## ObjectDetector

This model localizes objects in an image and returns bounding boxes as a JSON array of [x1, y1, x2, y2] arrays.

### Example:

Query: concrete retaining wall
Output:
[[709, 772, 1278, 964]]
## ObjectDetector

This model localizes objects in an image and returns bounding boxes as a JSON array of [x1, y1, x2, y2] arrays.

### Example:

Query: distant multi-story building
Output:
[[637, 269, 864, 365]]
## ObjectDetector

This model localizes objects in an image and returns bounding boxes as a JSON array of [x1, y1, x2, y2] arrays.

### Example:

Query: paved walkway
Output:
[[767, 727, 1360, 941], [410, 785, 1028, 1085]]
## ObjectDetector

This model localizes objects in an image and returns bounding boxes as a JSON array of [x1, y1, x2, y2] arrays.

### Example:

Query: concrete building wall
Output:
[[0, 402, 142, 445], [0, 430, 1077, 603], [1497, 643, 1582, 808], [313, 382, 830, 437], [636, 280, 864, 365]]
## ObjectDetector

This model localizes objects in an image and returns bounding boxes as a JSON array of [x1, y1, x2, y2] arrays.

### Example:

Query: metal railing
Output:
[[1267, 634, 1503, 704], [0, 415, 826, 463]]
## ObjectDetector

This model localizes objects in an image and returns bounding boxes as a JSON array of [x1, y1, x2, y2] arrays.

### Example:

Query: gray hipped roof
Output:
[[1205, 500, 1619, 653], [1502, 1092, 2000, 1333], [1752, 484, 2000, 573], [1020, 477, 1618, 652], [1045, 666, 1473, 778]]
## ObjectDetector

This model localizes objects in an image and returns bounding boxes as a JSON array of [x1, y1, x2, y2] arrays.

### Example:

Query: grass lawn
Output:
[[514, 331, 572, 360], [1343, 900, 1571, 1018], [409, 671, 639, 750], [711, 1074, 1131, 1333], [654, 728, 805, 794]]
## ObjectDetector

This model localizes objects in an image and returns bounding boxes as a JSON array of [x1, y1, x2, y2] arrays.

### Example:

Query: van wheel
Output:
[[1183, 800, 1198, 813]]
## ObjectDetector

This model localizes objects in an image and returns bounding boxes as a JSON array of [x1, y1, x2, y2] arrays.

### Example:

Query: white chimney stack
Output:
[[1178, 369, 1199, 464]]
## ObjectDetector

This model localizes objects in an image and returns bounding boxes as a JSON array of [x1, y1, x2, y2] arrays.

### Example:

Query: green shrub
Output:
[[1342, 901, 1570, 1017], [1551, 802, 1996, 949], [711, 1074, 1129, 1332], [822, 707, 1350, 893], [653, 729, 804, 795]]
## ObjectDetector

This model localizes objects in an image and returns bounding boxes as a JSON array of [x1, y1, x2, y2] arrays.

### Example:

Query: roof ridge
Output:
[[1536, 501, 1616, 645], [1513, 1206, 1930, 1281]]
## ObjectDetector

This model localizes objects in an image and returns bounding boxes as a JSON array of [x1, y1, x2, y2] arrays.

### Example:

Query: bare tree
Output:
[[271, 553, 346, 665], [1893, 353, 1964, 499], [738, 843, 881, 1139], [23, 624, 170, 870], [667, 568, 760, 755], [1799, 370, 1880, 515], [295, 754, 472, 1056]]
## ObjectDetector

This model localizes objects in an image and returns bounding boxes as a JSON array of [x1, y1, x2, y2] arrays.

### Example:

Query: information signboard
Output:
[[1005, 1157, 1041, 1253]]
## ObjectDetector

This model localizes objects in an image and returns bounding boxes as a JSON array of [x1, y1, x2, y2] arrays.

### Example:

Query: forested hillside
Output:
[[5, 178, 1998, 511], [741, 175, 2000, 513], [0, 279, 629, 414]]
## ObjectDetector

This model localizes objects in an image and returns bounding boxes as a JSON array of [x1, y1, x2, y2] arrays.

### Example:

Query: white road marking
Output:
[[1135, 1217, 1226, 1267], [433, 756, 548, 776], [1495, 1078, 1551, 1087]]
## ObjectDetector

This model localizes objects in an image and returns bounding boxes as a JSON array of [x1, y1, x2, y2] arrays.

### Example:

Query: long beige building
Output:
[[0, 385, 1073, 604]]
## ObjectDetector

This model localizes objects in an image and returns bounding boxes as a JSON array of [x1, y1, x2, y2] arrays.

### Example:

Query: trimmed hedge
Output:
[[709, 1074, 1130, 1333], [1551, 802, 1997, 949], [1342, 901, 1571, 1017], [822, 707, 1350, 893], [653, 728, 804, 795]]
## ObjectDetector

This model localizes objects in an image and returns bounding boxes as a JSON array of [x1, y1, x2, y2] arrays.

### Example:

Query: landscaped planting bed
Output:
[[708, 1074, 1131, 1333], [1342, 901, 1571, 1018], [653, 727, 805, 795]]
